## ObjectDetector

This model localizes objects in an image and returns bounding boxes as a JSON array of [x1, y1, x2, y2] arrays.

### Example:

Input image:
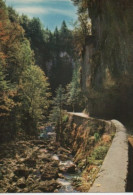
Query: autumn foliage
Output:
[[0, 0, 51, 142]]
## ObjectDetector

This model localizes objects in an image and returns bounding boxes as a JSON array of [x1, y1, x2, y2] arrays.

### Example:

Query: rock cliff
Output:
[[82, 0, 133, 121]]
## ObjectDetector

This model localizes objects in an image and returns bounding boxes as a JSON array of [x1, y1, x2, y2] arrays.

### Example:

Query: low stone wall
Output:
[[67, 112, 115, 134], [65, 113, 115, 158], [89, 120, 128, 192], [69, 113, 129, 193], [67, 113, 128, 192]]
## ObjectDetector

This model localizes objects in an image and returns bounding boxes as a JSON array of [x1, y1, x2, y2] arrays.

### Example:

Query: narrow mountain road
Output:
[[67, 112, 89, 118], [89, 120, 128, 192]]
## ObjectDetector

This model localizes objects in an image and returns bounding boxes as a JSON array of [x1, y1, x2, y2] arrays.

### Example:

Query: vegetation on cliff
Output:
[[72, 0, 133, 122]]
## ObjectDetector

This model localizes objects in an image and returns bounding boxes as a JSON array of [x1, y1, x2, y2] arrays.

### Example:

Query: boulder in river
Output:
[[41, 163, 58, 180], [38, 180, 61, 192], [66, 164, 76, 173], [7, 186, 18, 193], [14, 168, 29, 179], [23, 158, 36, 168], [17, 177, 26, 188], [58, 153, 71, 161], [59, 160, 76, 173]]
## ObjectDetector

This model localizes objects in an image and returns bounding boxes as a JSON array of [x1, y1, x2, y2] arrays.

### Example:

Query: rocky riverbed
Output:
[[0, 121, 113, 193], [0, 135, 79, 193]]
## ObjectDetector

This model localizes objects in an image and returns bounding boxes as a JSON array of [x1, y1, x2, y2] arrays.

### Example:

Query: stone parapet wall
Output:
[[89, 120, 128, 192], [67, 113, 128, 192]]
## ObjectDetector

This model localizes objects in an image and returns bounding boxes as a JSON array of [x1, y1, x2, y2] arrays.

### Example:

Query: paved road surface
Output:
[[67, 112, 89, 118]]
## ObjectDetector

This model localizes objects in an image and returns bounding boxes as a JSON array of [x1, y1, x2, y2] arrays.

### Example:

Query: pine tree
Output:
[[66, 63, 83, 111], [49, 85, 66, 141]]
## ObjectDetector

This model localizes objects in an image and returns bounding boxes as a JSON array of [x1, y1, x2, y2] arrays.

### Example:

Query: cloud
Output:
[[16, 7, 46, 14], [6, 0, 71, 4], [15, 6, 76, 17]]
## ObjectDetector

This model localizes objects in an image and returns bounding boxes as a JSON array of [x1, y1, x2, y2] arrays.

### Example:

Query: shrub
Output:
[[94, 133, 100, 142], [62, 114, 69, 123], [87, 145, 109, 165], [91, 145, 109, 160]]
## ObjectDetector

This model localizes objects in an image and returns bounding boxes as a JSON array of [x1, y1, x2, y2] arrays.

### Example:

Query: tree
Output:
[[0, 0, 52, 141], [8, 6, 19, 23], [53, 27, 60, 53], [66, 63, 83, 111], [73, 11, 91, 56], [61, 21, 67, 31], [0, 63, 13, 117], [49, 23, 74, 93], [71, 0, 88, 14], [7, 39, 34, 83], [19, 15, 75, 94], [19, 65, 51, 135], [60, 21, 74, 54], [0, 61, 16, 141], [49, 85, 66, 142], [0, 2, 19, 141], [19, 16, 50, 74]]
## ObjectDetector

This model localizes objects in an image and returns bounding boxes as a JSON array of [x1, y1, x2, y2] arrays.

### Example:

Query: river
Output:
[[41, 125, 81, 193]]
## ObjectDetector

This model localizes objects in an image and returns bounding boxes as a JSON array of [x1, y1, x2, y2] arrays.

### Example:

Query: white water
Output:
[[58, 160, 80, 192], [52, 154, 59, 161], [51, 154, 80, 192], [57, 176, 79, 193]]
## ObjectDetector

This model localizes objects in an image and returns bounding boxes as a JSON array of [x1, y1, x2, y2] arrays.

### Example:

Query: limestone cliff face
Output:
[[82, 0, 133, 121]]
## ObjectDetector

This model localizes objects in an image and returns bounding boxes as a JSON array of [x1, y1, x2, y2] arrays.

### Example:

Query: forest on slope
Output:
[[0, 0, 86, 142], [0, 0, 51, 141]]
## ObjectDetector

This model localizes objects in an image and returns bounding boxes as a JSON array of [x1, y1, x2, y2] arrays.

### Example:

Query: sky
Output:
[[5, 0, 78, 31]]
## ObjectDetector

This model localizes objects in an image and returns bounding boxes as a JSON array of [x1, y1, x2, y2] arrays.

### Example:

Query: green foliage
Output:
[[0, 0, 51, 141], [62, 114, 69, 123], [7, 39, 34, 83], [19, 16, 50, 73], [19, 65, 51, 134], [8, 6, 19, 23], [71, 0, 89, 13], [20, 16, 74, 93], [49, 22, 74, 93], [66, 63, 83, 111], [0, 61, 17, 141], [49, 85, 66, 141], [0, 63, 7, 92], [92, 145, 109, 160], [94, 132, 100, 142], [0, 63, 15, 116], [0, 0, 19, 141], [49, 85, 66, 125], [88, 145, 109, 165], [73, 12, 91, 56]]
